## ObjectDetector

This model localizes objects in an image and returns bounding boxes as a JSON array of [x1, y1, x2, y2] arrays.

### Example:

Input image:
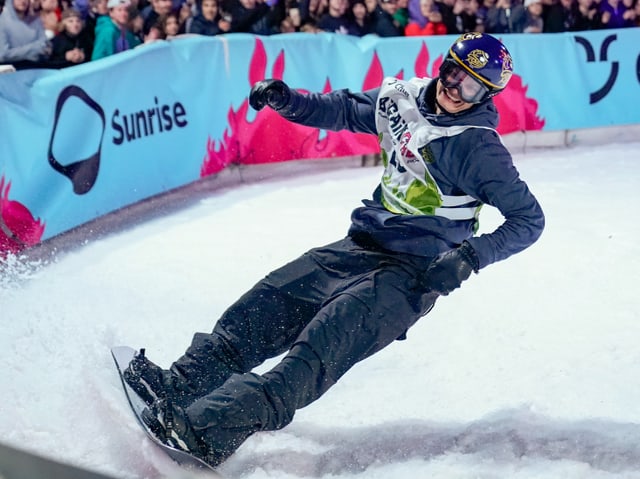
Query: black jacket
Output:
[[371, 6, 402, 37], [189, 14, 225, 35], [49, 30, 93, 68], [276, 79, 545, 268]]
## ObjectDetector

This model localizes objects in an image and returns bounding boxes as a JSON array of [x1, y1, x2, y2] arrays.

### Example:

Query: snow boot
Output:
[[141, 399, 220, 467], [123, 349, 195, 408], [123, 349, 172, 406]]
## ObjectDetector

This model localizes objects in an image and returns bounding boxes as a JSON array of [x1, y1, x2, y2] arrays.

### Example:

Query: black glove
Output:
[[422, 241, 480, 296], [249, 79, 291, 112]]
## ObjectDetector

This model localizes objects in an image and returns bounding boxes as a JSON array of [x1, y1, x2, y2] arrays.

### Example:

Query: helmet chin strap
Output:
[[435, 95, 481, 117], [433, 78, 483, 116], [434, 98, 450, 115], [434, 81, 457, 115]]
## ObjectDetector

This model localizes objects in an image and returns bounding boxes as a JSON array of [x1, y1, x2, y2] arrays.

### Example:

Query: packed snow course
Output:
[[2, 142, 640, 479]]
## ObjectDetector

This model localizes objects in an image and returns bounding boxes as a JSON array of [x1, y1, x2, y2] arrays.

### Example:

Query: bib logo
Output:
[[49, 85, 105, 195], [399, 131, 415, 159]]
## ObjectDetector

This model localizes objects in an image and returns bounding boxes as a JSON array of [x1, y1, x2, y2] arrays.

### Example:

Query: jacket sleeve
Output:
[[91, 27, 117, 60], [0, 24, 48, 62], [455, 131, 545, 269], [276, 87, 380, 135], [0, 37, 47, 62]]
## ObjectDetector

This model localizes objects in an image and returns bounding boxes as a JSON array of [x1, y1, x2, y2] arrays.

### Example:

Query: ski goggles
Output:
[[438, 60, 491, 104]]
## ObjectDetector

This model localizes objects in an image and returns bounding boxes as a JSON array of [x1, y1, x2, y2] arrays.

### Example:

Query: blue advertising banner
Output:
[[0, 30, 639, 254]]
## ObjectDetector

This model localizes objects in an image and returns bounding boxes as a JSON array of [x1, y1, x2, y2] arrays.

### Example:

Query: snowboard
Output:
[[111, 346, 223, 477]]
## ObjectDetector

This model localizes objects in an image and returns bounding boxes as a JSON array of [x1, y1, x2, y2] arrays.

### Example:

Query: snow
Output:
[[2, 141, 640, 479]]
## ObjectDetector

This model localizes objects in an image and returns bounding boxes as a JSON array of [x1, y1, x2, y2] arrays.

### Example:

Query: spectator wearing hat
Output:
[[91, 0, 141, 60], [523, 0, 543, 31], [49, 7, 93, 65]]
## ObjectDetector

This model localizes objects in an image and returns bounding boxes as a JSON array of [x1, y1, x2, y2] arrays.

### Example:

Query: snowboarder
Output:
[[124, 32, 545, 466]]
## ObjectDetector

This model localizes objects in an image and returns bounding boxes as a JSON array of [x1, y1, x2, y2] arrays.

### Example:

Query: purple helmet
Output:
[[440, 33, 514, 102]]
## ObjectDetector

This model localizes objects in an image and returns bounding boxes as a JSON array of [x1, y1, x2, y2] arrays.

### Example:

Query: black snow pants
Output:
[[168, 236, 438, 461]]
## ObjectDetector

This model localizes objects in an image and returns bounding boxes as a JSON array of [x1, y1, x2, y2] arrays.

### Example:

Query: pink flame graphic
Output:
[[0, 176, 45, 257], [201, 39, 544, 176]]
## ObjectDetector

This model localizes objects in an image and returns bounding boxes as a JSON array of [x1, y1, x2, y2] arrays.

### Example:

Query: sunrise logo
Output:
[[48, 85, 106, 195]]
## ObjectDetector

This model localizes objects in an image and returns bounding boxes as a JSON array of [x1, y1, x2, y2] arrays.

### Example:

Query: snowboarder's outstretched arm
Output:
[[249, 79, 379, 135]]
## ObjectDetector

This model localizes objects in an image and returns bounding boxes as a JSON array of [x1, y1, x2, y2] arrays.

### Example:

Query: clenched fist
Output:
[[249, 79, 291, 112]]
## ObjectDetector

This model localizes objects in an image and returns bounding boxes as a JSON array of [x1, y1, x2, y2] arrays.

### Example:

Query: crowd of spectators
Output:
[[0, 0, 639, 69]]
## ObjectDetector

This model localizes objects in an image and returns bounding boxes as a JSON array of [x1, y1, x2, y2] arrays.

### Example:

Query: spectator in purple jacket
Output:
[[91, 0, 141, 60], [599, 0, 634, 28]]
